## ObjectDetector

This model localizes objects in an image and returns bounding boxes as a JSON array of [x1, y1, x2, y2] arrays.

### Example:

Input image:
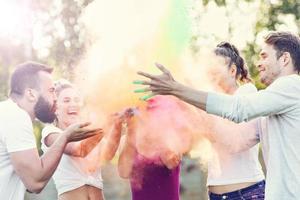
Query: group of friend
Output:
[[0, 31, 299, 200]]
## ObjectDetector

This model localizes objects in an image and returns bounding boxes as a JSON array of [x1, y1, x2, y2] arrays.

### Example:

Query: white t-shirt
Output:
[[207, 83, 265, 186], [41, 125, 103, 195], [207, 75, 300, 200], [0, 99, 36, 200]]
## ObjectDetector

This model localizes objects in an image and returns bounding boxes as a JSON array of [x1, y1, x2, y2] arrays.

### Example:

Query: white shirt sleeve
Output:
[[206, 75, 299, 123], [41, 124, 63, 145], [5, 112, 36, 153]]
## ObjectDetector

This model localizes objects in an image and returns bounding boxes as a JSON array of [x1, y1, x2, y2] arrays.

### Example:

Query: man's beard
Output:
[[34, 96, 56, 123]]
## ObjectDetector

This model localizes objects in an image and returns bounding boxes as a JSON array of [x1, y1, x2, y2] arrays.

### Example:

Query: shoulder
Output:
[[236, 83, 257, 95], [267, 74, 300, 91], [0, 100, 36, 151], [42, 124, 62, 137], [1, 99, 30, 118], [0, 99, 32, 129], [42, 124, 62, 139]]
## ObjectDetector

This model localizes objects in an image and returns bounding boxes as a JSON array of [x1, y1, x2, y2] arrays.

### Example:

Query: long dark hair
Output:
[[214, 42, 251, 83]]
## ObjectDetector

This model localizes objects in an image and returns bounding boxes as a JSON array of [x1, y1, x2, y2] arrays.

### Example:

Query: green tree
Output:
[[0, 0, 94, 97], [243, 0, 300, 89]]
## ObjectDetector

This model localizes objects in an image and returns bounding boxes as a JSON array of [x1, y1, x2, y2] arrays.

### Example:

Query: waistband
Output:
[[209, 180, 265, 199]]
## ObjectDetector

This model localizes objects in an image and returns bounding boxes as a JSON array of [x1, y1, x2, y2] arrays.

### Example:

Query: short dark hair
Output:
[[264, 31, 300, 73], [214, 42, 251, 83], [10, 61, 53, 96]]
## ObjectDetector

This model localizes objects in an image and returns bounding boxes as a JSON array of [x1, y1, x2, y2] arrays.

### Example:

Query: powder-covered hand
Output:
[[134, 63, 179, 100], [63, 122, 103, 142]]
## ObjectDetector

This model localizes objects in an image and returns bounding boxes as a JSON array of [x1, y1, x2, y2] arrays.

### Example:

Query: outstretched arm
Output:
[[118, 135, 137, 178], [44, 132, 103, 157], [10, 122, 102, 193], [118, 112, 137, 178], [136, 63, 298, 123], [100, 108, 136, 162], [135, 63, 208, 110]]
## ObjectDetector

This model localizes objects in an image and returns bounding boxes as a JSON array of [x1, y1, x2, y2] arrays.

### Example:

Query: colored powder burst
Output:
[[76, 0, 193, 117], [75, 0, 218, 171], [132, 95, 212, 160], [157, 0, 192, 61]]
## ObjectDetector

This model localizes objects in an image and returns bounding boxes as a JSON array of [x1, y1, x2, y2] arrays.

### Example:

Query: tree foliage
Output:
[[0, 0, 94, 100], [199, 0, 300, 89]]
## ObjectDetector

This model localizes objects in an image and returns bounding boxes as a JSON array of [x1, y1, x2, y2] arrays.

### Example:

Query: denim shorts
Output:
[[209, 180, 265, 200]]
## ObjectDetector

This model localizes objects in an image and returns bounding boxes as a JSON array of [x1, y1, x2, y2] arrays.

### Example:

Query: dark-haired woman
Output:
[[207, 42, 265, 200]]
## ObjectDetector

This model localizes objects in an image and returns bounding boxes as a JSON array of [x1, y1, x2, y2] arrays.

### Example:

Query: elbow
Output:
[[117, 157, 133, 179], [104, 154, 113, 161], [26, 181, 46, 194], [118, 170, 130, 179], [225, 141, 253, 154], [227, 108, 251, 123], [227, 146, 241, 154], [227, 115, 247, 124], [119, 173, 130, 179], [32, 188, 43, 194], [118, 166, 131, 179], [67, 144, 88, 157], [78, 150, 89, 158]]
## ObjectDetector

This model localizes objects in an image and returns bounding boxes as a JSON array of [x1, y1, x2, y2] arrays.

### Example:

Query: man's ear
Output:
[[280, 52, 291, 67], [24, 88, 39, 102]]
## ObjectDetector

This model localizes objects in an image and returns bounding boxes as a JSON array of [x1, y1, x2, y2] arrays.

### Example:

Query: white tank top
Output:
[[41, 125, 103, 195], [207, 83, 265, 186]]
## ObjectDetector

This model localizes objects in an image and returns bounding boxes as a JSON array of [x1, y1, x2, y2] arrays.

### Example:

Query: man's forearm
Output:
[[171, 82, 208, 111], [10, 134, 68, 193], [38, 134, 68, 182]]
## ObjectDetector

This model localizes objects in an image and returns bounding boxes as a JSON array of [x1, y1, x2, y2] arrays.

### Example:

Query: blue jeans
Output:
[[209, 180, 265, 200]]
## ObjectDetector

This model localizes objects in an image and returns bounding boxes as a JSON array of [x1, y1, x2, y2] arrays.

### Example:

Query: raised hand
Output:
[[118, 107, 137, 121], [134, 63, 178, 100], [110, 107, 137, 128]]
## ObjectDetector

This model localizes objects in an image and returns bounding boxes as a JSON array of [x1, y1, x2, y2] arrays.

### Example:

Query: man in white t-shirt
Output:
[[136, 31, 300, 200], [0, 62, 102, 199]]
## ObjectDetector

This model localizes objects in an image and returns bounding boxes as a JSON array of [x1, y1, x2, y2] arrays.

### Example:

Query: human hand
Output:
[[64, 122, 103, 142], [134, 63, 178, 100]]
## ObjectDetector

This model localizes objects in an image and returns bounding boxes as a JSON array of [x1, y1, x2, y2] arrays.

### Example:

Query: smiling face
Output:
[[257, 43, 283, 86], [55, 87, 83, 128]]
